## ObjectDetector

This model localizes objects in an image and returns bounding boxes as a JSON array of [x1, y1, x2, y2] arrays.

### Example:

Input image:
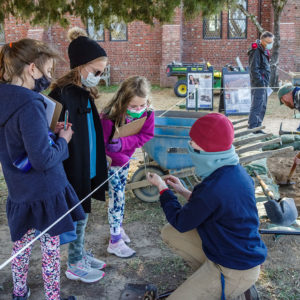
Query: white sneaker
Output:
[[120, 227, 131, 243], [107, 239, 136, 258], [65, 257, 105, 283]]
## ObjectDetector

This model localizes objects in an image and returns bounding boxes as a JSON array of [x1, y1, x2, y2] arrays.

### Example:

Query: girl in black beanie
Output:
[[49, 27, 108, 284]]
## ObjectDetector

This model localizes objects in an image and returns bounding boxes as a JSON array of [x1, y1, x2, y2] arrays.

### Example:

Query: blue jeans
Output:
[[68, 214, 89, 264], [248, 88, 268, 129]]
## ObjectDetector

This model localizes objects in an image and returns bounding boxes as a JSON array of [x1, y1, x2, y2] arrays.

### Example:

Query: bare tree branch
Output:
[[236, 4, 264, 33]]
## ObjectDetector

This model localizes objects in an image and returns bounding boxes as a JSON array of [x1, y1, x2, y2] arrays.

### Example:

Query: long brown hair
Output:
[[0, 38, 60, 83], [102, 76, 152, 127], [50, 56, 107, 99]]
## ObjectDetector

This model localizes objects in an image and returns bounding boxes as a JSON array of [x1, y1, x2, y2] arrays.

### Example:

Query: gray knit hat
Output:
[[278, 83, 294, 104]]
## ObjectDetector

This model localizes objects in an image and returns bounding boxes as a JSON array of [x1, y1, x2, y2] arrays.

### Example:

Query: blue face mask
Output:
[[187, 143, 239, 179], [32, 75, 51, 93], [265, 42, 273, 50]]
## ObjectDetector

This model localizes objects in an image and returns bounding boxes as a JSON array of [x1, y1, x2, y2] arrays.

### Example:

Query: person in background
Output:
[[278, 82, 300, 131], [100, 76, 154, 258], [147, 113, 267, 300], [49, 27, 108, 283], [248, 31, 274, 133], [0, 38, 85, 300]]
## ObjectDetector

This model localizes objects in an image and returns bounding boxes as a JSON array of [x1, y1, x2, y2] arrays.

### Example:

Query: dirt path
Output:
[[0, 89, 300, 299]]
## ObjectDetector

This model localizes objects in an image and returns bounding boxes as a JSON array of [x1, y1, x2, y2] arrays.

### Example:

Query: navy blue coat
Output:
[[160, 164, 267, 270], [248, 40, 271, 88], [0, 84, 85, 242]]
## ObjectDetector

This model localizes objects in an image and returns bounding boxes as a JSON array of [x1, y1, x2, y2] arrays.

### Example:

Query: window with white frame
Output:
[[0, 23, 5, 44], [87, 20, 105, 41], [203, 14, 222, 39], [110, 22, 127, 41], [228, 0, 247, 39]]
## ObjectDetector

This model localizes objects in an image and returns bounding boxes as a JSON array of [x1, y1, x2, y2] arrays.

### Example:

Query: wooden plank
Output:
[[236, 138, 282, 154], [233, 133, 273, 147], [240, 146, 293, 164], [234, 126, 265, 138]]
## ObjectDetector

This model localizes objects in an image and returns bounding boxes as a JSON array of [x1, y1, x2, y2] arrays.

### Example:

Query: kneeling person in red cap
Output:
[[147, 113, 267, 300]]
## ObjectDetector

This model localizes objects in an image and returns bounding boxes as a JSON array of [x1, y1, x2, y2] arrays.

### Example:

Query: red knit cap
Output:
[[189, 113, 234, 152]]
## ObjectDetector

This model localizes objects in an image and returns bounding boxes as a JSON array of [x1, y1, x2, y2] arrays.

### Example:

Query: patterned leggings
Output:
[[11, 228, 60, 300], [108, 164, 130, 235]]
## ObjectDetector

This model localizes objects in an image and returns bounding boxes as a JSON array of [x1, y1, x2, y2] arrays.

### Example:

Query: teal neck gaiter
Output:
[[188, 144, 239, 180]]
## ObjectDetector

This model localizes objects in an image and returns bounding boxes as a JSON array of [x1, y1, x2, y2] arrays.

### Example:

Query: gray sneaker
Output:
[[83, 250, 106, 270], [65, 257, 105, 283]]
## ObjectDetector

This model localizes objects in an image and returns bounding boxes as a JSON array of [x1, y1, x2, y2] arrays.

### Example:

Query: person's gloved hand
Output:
[[107, 138, 122, 152]]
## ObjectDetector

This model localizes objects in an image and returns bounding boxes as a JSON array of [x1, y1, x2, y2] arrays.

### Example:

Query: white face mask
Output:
[[81, 72, 101, 87], [265, 42, 273, 50]]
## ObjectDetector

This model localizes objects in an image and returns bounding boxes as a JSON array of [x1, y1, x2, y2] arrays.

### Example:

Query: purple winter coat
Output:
[[100, 110, 155, 166]]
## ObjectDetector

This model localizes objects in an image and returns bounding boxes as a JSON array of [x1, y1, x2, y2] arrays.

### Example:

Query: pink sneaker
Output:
[[107, 239, 136, 258], [120, 227, 131, 243]]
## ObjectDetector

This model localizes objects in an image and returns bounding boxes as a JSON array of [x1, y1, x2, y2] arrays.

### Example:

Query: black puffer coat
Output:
[[49, 84, 108, 213], [247, 40, 271, 88]]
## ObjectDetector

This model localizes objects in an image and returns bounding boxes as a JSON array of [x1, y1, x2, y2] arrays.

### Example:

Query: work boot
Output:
[[244, 285, 260, 300], [253, 130, 266, 134]]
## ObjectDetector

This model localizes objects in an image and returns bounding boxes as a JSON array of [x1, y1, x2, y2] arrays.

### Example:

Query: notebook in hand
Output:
[[39, 93, 63, 132], [112, 116, 147, 139]]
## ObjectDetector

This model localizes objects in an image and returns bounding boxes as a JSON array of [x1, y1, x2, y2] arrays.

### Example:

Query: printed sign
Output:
[[186, 72, 213, 110], [223, 72, 251, 115]]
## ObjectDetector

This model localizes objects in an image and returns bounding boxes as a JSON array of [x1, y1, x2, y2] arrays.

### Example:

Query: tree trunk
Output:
[[270, 0, 288, 89]]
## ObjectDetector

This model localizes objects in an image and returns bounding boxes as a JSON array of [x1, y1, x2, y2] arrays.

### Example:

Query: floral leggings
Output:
[[12, 228, 60, 299], [108, 164, 130, 235]]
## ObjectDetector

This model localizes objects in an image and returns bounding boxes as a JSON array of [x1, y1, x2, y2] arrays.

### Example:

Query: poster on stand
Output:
[[223, 73, 251, 115], [186, 72, 213, 110]]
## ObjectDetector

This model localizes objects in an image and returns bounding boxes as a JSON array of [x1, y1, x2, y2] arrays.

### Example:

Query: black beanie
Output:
[[68, 36, 107, 69]]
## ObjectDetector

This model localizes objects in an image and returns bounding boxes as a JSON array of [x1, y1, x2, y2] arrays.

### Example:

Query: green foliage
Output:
[[0, 0, 237, 27]]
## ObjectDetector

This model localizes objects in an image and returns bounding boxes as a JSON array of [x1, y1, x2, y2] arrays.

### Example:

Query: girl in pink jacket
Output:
[[100, 76, 154, 258]]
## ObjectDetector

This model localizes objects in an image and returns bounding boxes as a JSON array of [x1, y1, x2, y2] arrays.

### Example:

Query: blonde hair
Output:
[[102, 76, 152, 127], [0, 38, 60, 83]]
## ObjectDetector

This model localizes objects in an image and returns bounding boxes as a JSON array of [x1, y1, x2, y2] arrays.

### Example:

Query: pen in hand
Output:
[[64, 110, 69, 130]]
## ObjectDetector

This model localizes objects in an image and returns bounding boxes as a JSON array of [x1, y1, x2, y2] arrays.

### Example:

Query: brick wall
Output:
[[277, 0, 300, 82], [182, 0, 272, 72], [2, 1, 299, 86]]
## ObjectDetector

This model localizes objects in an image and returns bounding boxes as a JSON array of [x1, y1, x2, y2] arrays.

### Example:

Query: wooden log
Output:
[[234, 126, 265, 138], [231, 118, 248, 125], [233, 124, 248, 131], [240, 146, 293, 164], [233, 133, 273, 147], [236, 138, 282, 154]]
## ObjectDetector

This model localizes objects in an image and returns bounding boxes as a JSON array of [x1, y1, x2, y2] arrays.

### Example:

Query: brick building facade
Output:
[[1, 0, 299, 86]]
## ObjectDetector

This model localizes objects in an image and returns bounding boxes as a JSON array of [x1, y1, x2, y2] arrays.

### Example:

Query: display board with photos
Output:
[[221, 67, 251, 116], [186, 67, 214, 111]]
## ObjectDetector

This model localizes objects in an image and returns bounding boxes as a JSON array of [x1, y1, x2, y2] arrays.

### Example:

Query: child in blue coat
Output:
[[147, 113, 267, 300], [0, 39, 85, 300]]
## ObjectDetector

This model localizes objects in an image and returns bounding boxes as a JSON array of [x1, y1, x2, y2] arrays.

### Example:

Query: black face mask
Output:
[[32, 75, 51, 93]]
